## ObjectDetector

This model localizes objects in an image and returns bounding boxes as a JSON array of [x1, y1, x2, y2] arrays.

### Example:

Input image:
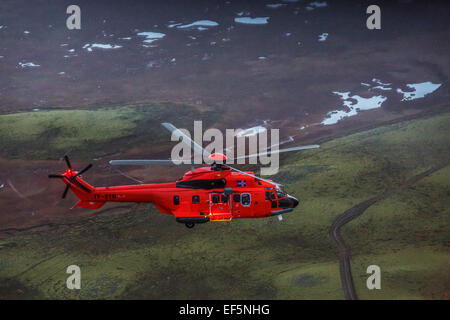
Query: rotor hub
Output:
[[208, 153, 227, 162]]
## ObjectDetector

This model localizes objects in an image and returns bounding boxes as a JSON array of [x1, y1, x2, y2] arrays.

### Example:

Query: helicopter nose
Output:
[[288, 195, 299, 208]]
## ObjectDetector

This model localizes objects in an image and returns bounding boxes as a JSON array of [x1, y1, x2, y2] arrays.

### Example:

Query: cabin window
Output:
[[221, 194, 228, 203], [241, 193, 251, 206], [265, 192, 271, 200], [192, 195, 200, 204], [212, 194, 220, 203], [270, 192, 276, 200], [173, 195, 180, 205], [233, 194, 241, 203]]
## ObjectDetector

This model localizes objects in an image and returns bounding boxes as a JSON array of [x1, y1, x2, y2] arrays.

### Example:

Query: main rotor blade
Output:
[[109, 159, 187, 166], [234, 145, 320, 160], [76, 163, 92, 176], [64, 155, 72, 169], [62, 184, 70, 199], [222, 164, 282, 187], [161, 122, 210, 157]]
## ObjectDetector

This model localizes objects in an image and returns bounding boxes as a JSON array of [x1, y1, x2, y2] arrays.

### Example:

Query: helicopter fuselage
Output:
[[66, 165, 299, 226]]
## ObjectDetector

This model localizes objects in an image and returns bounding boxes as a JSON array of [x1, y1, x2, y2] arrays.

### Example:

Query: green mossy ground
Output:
[[0, 104, 221, 160], [0, 109, 448, 299]]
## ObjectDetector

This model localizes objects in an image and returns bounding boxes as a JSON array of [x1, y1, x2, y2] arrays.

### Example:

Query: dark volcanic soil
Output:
[[1, 0, 448, 121]]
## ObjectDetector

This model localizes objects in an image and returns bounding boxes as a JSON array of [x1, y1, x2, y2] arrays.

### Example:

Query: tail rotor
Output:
[[48, 156, 93, 198]]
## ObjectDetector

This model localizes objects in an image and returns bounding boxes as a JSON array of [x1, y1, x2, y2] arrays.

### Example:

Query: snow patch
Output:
[[137, 32, 166, 43], [372, 78, 391, 86], [236, 126, 267, 137], [318, 33, 328, 41], [266, 3, 287, 9], [322, 91, 387, 125], [168, 23, 182, 28], [83, 43, 122, 51], [235, 17, 270, 25], [396, 82, 441, 101], [176, 20, 219, 30], [19, 61, 40, 68], [306, 1, 328, 10], [372, 86, 392, 91], [361, 79, 392, 91]]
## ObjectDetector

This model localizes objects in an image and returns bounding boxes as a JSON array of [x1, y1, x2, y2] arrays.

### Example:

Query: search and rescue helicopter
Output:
[[48, 123, 319, 228]]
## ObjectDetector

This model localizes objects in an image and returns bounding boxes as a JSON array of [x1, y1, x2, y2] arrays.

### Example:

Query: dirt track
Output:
[[330, 163, 448, 300]]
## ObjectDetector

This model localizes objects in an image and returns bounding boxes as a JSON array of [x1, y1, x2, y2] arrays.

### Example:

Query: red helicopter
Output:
[[49, 123, 319, 228]]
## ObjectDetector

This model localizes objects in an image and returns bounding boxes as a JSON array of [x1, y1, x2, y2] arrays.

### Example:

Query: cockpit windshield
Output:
[[276, 188, 286, 198]]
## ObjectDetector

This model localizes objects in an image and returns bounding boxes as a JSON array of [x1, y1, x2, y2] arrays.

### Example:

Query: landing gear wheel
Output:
[[185, 223, 195, 229]]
